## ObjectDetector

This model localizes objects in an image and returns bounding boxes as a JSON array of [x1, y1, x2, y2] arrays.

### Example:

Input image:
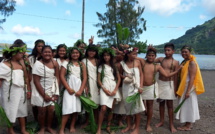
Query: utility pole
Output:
[[81, 0, 85, 41]]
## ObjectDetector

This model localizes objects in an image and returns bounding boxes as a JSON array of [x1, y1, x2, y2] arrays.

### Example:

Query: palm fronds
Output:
[[0, 106, 12, 128], [26, 121, 39, 134]]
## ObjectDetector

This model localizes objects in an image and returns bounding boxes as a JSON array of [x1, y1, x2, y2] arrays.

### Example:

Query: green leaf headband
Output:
[[86, 45, 101, 52], [3, 45, 30, 56], [99, 48, 116, 57], [67, 47, 83, 56]]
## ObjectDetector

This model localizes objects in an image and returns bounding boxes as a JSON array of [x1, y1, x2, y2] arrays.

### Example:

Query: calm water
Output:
[[138, 53, 215, 70]]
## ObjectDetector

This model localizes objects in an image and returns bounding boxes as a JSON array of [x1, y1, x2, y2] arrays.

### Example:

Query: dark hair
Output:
[[68, 47, 83, 61], [181, 45, 192, 52], [84, 45, 99, 59], [13, 39, 26, 47], [98, 51, 118, 81], [41, 45, 52, 52], [164, 43, 175, 50], [29, 39, 45, 61], [3, 43, 22, 59], [54, 44, 68, 59], [146, 47, 157, 56]]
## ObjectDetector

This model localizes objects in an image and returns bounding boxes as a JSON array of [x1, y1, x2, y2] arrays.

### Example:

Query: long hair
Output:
[[29, 39, 45, 62], [54, 44, 67, 59], [68, 47, 83, 61], [84, 45, 99, 60], [98, 50, 118, 81]]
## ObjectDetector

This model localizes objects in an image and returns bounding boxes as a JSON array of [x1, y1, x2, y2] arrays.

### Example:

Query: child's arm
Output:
[[97, 71, 111, 96], [0, 79, 2, 88], [137, 60, 144, 94], [158, 64, 182, 78], [75, 62, 87, 97], [60, 66, 75, 95], [154, 57, 163, 63], [54, 61, 60, 86], [111, 71, 121, 96], [173, 61, 179, 96], [33, 74, 52, 102]]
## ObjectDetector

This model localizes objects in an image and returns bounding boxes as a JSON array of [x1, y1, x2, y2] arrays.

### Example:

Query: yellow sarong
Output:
[[177, 55, 205, 97]]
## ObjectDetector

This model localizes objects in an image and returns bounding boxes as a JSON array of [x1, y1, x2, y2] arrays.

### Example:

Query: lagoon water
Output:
[[138, 53, 215, 70]]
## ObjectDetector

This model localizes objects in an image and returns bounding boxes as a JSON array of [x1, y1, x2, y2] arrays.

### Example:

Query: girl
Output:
[[54, 44, 67, 68], [82, 45, 100, 127], [120, 47, 145, 134], [96, 48, 121, 134], [176, 45, 205, 131], [32, 45, 59, 134], [29, 39, 45, 121], [0, 43, 31, 134], [59, 47, 87, 134]]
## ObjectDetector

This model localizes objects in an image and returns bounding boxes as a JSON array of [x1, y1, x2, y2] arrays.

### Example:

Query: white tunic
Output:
[[0, 63, 27, 123], [120, 61, 145, 115], [98, 64, 120, 109], [62, 61, 82, 115], [176, 75, 200, 123], [158, 80, 176, 100], [31, 61, 59, 107], [82, 58, 100, 104]]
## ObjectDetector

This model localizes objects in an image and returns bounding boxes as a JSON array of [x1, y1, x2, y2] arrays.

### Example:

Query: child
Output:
[[82, 45, 100, 126], [59, 47, 87, 134], [32, 45, 60, 134], [0, 43, 31, 134], [54, 44, 67, 68], [120, 47, 145, 134], [29, 39, 45, 121], [155, 43, 179, 133], [141, 46, 181, 132], [96, 48, 121, 134]]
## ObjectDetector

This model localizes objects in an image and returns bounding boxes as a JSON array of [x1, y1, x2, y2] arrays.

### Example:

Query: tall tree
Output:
[[95, 0, 146, 47], [0, 0, 16, 29]]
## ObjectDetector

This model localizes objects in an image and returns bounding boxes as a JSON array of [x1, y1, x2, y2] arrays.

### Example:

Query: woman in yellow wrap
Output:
[[176, 45, 205, 131]]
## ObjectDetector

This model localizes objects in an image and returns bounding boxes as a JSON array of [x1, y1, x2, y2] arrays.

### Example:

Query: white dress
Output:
[[0, 63, 28, 123], [120, 61, 145, 115], [176, 75, 200, 123], [82, 58, 100, 104], [31, 61, 59, 107], [98, 64, 120, 109], [62, 61, 82, 115]]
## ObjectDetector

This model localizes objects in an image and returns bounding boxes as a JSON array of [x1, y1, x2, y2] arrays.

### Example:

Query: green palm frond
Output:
[[0, 106, 12, 128]]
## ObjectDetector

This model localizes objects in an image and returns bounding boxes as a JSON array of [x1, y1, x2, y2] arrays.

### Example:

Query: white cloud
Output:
[[65, 10, 71, 16], [14, 0, 25, 5], [202, 0, 215, 15], [199, 14, 207, 20], [40, 0, 56, 4], [138, 0, 196, 16], [68, 33, 81, 39], [12, 24, 42, 35], [65, 0, 76, 4]]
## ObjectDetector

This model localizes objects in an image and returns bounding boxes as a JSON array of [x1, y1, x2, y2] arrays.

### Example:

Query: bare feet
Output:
[[37, 128, 45, 134], [170, 125, 177, 133], [130, 128, 139, 134], [146, 125, 152, 132], [177, 126, 191, 131], [59, 129, 65, 134], [69, 128, 76, 133], [121, 126, 131, 133], [131, 124, 135, 130], [47, 127, 57, 134], [8, 128, 15, 134], [155, 122, 163, 128], [96, 130, 101, 134], [21, 130, 29, 134], [119, 121, 124, 127]]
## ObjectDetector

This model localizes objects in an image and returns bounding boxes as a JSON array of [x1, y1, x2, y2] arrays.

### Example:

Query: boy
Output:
[[141, 46, 181, 132], [155, 43, 179, 133]]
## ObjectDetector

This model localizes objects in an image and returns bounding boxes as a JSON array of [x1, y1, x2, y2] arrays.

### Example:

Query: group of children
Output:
[[0, 38, 203, 134]]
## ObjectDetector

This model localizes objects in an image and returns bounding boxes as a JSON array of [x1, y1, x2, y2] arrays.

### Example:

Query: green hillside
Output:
[[155, 17, 215, 55]]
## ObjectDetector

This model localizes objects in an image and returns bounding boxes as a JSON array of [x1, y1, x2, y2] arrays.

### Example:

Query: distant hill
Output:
[[155, 17, 215, 55]]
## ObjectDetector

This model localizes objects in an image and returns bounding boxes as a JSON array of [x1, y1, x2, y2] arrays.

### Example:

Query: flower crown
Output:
[[3, 45, 29, 56], [124, 47, 139, 54]]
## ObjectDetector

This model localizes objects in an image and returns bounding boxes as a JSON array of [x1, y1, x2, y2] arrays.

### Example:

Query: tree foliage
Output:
[[0, 0, 16, 29], [95, 0, 146, 47]]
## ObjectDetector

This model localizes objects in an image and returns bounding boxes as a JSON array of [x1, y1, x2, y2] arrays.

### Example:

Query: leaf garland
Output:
[[99, 48, 115, 57], [2, 45, 30, 56]]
